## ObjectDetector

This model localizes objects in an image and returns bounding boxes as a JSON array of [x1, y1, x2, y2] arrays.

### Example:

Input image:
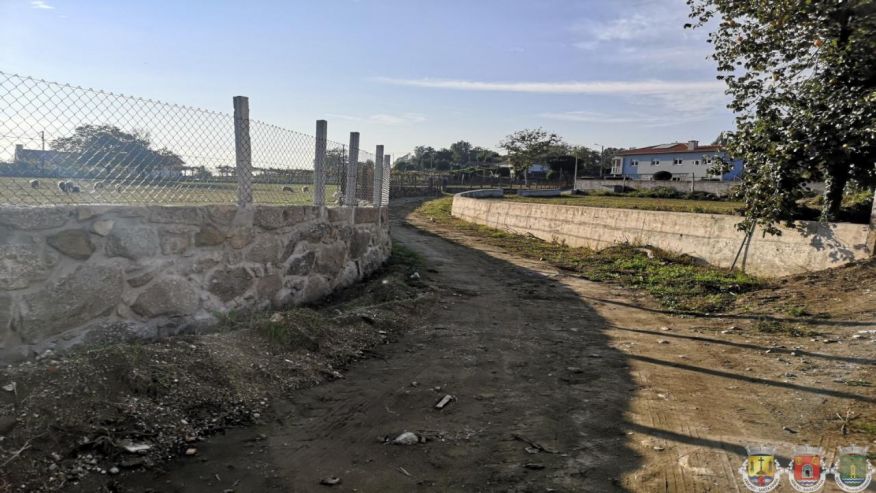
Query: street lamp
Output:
[[594, 143, 605, 179]]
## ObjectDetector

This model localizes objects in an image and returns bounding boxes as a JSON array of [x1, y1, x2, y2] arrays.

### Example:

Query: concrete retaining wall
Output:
[[575, 179, 827, 197], [0, 204, 391, 361], [452, 191, 871, 277]]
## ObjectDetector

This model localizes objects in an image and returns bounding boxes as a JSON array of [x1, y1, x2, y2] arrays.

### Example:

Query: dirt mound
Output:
[[735, 257, 876, 321], [0, 246, 431, 492]]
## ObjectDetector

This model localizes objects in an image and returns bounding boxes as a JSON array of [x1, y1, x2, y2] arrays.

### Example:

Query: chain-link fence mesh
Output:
[[0, 71, 389, 207]]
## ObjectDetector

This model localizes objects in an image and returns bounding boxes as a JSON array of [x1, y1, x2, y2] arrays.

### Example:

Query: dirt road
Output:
[[108, 200, 875, 492]]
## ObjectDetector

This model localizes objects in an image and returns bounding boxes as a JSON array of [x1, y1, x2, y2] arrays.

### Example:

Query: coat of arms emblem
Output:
[[832, 445, 873, 492], [740, 445, 782, 492], [787, 445, 825, 492]]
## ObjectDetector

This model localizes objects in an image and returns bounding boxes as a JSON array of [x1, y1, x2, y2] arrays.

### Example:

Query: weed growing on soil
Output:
[[415, 196, 762, 313], [754, 318, 820, 337]]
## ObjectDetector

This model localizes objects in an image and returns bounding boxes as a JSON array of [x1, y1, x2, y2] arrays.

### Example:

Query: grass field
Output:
[[0, 177, 342, 206], [501, 194, 744, 215]]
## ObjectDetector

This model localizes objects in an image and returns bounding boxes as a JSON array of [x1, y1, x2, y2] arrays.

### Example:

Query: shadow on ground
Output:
[[103, 199, 640, 493]]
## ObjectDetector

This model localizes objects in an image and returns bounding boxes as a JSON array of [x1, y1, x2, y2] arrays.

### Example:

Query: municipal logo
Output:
[[788, 445, 826, 492], [740, 445, 782, 492], [833, 445, 873, 492]]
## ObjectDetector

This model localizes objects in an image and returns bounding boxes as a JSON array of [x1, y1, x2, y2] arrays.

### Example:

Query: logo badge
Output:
[[833, 446, 873, 492], [740, 445, 782, 492], [788, 445, 826, 492]]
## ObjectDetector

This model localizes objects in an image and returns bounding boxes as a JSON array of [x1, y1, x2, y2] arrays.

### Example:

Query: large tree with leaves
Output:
[[687, 0, 876, 228], [51, 124, 184, 178], [499, 128, 563, 183]]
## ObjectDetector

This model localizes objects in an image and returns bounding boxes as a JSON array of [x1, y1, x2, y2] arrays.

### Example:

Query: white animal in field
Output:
[[282, 186, 295, 193], [302, 186, 309, 193], [57, 181, 70, 193], [29, 179, 40, 189], [92, 181, 106, 192]]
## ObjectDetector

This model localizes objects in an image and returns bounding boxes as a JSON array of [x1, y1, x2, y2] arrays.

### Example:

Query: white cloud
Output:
[[374, 77, 721, 95], [30, 0, 54, 9], [540, 109, 715, 128], [327, 112, 426, 126]]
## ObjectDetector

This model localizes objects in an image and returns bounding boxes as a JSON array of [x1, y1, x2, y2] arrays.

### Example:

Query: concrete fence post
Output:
[[868, 187, 876, 255], [373, 145, 384, 206], [690, 173, 695, 193], [382, 154, 391, 205], [314, 120, 328, 207], [345, 132, 359, 206], [233, 96, 253, 207]]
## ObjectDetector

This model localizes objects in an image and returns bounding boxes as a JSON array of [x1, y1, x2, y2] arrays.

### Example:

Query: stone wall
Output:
[[0, 204, 391, 361], [452, 191, 872, 277]]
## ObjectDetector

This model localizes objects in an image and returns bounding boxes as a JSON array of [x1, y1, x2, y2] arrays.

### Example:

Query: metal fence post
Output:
[[314, 120, 327, 206], [373, 145, 384, 206], [382, 154, 391, 205], [345, 132, 359, 206], [233, 96, 253, 207]]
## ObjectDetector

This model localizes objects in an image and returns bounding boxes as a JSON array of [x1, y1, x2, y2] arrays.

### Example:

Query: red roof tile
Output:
[[615, 143, 723, 156]]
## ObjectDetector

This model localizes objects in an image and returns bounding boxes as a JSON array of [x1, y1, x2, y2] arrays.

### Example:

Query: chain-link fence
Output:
[[0, 71, 389, 207]]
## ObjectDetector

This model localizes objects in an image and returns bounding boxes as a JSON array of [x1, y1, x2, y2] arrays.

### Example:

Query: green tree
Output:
[[51, 124, 184, 177], [499, 128, 563, 183], [449, 140, 473, 165], [687, 0, 876, 228]]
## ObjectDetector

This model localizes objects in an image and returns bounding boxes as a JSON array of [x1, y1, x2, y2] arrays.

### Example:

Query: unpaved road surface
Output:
[[109, 200, 876, 493]]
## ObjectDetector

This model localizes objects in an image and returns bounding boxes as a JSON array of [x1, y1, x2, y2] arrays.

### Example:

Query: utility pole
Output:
[[594, 143, 605, 179], [572, 150, 578, 193]]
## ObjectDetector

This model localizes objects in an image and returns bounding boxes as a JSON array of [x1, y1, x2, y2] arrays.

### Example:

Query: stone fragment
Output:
[[19, 264, 123, 341], [0, 235, 59, 289], [106, 224, 159, 260], [131, 277, 200, 317], [159, 230, 191, 255], [46, 229, 95, 260], [207, 267, 253, 302], [92, 219, 114, 236], [194, 225, 224, 247], [246, 235, 282, 264]]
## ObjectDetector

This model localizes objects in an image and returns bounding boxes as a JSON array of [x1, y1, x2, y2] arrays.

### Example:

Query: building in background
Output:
[[610, 141, 744, 181]]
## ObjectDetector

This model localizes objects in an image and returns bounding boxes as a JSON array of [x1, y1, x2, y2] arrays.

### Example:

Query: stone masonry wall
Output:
[[0, 204, 391, 362]]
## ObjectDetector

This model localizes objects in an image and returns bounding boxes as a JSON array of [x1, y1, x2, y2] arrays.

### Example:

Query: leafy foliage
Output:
[[498, 128, 563, 181], [51, 124, 184, 177], [687, 0, 876, 228]]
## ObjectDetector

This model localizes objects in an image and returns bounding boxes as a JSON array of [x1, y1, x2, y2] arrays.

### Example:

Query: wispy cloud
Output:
[[540, 109, 716, 128], [30, 0, 54, 9], [326, 112, 426, 126], [374, 77, 721, 95]]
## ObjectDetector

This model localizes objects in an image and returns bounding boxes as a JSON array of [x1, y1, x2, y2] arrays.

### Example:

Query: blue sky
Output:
[[0, 0, 732, 158]]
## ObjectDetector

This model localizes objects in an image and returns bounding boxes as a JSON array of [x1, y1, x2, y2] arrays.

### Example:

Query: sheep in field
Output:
[[282, 186, 295, 193], [29, 179, 40, 189], [57, 181, 69, 193], [302, 186, 309, 193]]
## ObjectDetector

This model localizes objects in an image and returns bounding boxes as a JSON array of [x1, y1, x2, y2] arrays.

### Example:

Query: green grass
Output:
[[416, 195, 761, 313], [502, 194, 744, 215], [0, 176, 338, 206]]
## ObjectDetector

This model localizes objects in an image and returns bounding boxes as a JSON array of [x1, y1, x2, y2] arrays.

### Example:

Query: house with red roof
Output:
[[610, 140, 744, 181]]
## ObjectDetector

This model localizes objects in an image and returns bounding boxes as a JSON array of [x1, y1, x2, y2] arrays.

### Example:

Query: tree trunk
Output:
[[821, 162, 850, 221]]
